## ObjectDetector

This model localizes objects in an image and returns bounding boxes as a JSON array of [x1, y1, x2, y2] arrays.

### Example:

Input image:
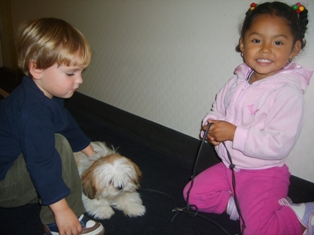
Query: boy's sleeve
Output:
[[21, 106, 70, 206], [53, 97, 90, 152], [59, 108, 90, 152]]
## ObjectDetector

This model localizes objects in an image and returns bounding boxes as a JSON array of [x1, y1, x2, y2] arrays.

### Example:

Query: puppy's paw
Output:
[[124, 204, 146, 217], [92, 205, 115, 219]]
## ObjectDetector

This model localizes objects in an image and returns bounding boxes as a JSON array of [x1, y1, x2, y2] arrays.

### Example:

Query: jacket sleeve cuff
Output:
[[233, 126, 248, 153], [38, 181, 71, 206]]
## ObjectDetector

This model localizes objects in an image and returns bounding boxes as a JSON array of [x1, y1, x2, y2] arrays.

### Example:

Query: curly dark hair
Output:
[[235, 1, 309, 52]]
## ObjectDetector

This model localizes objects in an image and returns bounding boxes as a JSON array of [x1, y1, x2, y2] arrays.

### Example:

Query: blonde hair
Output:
[[16, 18, 92, 76]]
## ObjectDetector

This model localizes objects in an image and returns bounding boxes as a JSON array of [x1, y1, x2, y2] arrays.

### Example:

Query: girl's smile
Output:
[[256, 58, 272, 65]]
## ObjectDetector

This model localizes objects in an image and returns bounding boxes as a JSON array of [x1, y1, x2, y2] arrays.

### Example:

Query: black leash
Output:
[[182, 123, 246, 235], [143, 123, 246, 235]]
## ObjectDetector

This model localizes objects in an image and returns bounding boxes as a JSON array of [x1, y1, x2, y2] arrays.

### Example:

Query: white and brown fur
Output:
[[74, 142, 146, 219]]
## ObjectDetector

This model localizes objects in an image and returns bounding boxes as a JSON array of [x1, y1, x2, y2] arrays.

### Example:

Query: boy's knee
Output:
[[0, 154, 38, 207], [55, 133, 70, 148], [55, 133, 68, 145], [54, 134, 72, 155]]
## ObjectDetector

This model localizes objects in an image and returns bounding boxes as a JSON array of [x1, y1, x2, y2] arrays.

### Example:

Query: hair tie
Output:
[[293, 2, 305, 14], [250, 2, 258, 11]]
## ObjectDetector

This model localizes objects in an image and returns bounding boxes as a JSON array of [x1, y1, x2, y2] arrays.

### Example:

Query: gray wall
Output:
[[7, 0, 314, 182]]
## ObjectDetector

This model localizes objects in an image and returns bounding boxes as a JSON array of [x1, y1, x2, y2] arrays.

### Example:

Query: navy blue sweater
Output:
[[0, 76, 90, 205]]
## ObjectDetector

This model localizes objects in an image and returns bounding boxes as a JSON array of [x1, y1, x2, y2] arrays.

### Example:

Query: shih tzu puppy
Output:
[[74, 142, 146, 219]]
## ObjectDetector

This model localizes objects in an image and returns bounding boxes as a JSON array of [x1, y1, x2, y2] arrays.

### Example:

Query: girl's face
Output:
[[239, 14, 301, 82], [31, 62, 84, 99]]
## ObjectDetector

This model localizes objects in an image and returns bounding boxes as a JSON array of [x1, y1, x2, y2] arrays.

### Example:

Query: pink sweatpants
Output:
[[183, 162, 302, 235]]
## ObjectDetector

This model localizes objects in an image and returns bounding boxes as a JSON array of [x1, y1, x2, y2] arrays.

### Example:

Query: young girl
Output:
[[183, 2, 313, 235], [0, 18, 104, 235]]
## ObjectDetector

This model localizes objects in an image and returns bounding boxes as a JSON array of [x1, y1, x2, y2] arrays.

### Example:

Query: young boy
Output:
[[0, 18, 105, 235]]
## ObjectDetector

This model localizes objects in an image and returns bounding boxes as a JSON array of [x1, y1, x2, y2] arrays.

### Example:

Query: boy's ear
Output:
[[28, 61, 43, 79]]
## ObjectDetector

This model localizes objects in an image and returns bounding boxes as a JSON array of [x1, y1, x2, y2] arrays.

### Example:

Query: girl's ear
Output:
[[28, 61, 43, 79], [239, 38, 245, 53], [290, 40, 302, 60]]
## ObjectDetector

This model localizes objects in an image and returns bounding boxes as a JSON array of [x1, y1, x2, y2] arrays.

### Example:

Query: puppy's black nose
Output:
[[117, 186, 123, 190]]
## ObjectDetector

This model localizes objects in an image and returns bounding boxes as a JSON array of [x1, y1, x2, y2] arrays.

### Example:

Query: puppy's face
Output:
[[82, 153, 142, 199]]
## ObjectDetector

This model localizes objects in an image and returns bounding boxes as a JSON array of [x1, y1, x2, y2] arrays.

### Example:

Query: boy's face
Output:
[[32, 62, 84, 99]]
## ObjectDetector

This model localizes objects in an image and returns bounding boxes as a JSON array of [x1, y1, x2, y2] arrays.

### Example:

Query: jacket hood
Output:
[[234, 63, 313, 94]]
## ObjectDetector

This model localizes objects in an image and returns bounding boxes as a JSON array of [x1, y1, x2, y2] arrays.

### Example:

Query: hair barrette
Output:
[[292, 2, 305, 14], [250, 2, 258, 11]]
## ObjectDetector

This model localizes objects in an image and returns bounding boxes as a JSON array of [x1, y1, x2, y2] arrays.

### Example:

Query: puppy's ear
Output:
[[131, 161, 142, 185], [82, 168, 97, 199]]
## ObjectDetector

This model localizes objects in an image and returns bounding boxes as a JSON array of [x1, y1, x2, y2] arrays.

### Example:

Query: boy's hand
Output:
[[203, 120, 236, 145], [50, 198, 82, 235], [88, 152, 101, 162], [81, 144, 100, 162]]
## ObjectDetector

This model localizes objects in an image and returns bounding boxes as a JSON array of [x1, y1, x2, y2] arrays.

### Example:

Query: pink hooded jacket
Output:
[[202, 63, 313, 170]]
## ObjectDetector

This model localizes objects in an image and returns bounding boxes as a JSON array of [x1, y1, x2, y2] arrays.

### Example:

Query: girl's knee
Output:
[[183, 181, 192, 201]]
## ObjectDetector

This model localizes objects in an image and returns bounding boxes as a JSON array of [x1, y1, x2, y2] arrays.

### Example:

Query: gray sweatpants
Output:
[[0, 134, 85, 224]]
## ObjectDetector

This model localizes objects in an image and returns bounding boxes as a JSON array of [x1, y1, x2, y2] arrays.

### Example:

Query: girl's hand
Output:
[[202, 120, 236, 145], [50, 198, 82, 235]]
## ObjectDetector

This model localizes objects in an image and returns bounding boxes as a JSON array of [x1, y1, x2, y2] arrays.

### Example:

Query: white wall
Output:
[[10, 0, 314, 182]]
